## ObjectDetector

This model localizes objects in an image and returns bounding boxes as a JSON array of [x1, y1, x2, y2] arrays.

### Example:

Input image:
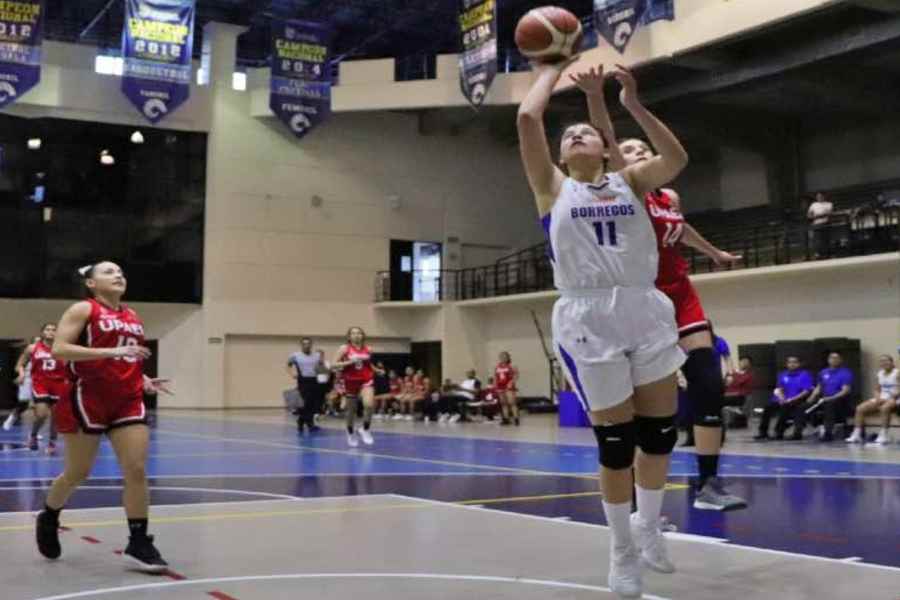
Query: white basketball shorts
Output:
[[553, 286, 686, 413]]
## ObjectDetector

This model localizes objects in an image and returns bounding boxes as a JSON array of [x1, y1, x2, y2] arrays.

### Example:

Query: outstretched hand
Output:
[[610, 64, 639, 108], [144, 377, 173, 396], [713, 250, 743, 266], [568, 64, 606, 96]]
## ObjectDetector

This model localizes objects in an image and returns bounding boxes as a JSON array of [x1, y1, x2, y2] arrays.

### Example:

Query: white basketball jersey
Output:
[[878, 368, 899, 400], [543, 173, 658, 291]]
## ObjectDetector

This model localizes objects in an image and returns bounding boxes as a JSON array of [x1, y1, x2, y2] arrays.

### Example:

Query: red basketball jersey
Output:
[[495, 363, 516, 389], [646, 189, 689, 286], [70, 298, 145, 394], [30, 340, 67, 382], [340, 344, 374, 383]]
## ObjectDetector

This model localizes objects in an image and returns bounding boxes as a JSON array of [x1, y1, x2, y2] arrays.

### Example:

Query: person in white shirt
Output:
[[845, 354, 899, 444], [807, 192, 834, 258]]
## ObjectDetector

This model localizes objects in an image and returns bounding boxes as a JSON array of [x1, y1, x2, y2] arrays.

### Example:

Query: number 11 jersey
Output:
[[543, 173, 659, 291]]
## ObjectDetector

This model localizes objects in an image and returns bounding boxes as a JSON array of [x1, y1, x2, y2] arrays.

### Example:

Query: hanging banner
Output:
[[0, 0, 44, 109], [270, 19, 332, 139], [593, 0, 648, 54], [642, 0, 674, 24], [122, 0, 195, 124], [458, 0, 497, 108]]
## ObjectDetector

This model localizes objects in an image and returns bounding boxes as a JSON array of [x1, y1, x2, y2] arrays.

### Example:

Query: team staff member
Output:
[[805, 352, 853, 441], [755, 356, 814, 440]]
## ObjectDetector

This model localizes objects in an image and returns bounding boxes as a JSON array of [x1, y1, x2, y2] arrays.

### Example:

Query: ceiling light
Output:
[[131, 130, 145, 144], [100, 150, 115, 166], [27, 138, 41, 150]]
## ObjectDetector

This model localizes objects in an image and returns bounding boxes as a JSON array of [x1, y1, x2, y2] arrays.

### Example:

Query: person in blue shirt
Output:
[[804, 351, 853, 442], [754, 356, 815, 440]]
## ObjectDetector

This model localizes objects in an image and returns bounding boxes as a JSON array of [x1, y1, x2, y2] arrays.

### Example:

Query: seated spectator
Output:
[[804, 351, 853, 442], [754, 356, 814, 441], [725, 356, 754, 406], [440, 370, 481, 423], [422, 381, 444, 424], [467, 376, 500, 422], [411, 370, 429, 421], [372, 365, 394, 419], [393, 366, 418, 421], [846, 354, 899, 444]]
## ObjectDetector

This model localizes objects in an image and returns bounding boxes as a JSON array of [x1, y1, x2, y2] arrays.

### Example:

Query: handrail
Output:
[[375, 209, 899, 302]]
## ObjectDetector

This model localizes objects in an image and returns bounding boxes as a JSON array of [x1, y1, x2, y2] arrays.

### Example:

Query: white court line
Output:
[[386, 494, 900, 574], [840, 557, 863, 563], [29, 572, 672, 600], [3, 471, 900, 484]]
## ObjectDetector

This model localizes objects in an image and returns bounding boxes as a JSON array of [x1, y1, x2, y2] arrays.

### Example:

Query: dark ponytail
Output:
[[78, 263, 96, 298]]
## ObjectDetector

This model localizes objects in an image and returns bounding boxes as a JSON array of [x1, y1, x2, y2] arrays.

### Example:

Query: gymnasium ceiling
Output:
[[42, 1, 900, 140]]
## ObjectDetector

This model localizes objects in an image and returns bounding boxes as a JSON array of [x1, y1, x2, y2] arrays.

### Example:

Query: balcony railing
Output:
[[375, 209, 899, 303]]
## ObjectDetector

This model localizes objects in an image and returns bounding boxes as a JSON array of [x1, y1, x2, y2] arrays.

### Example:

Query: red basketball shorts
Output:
[[31, 379, 69, 404], [56, 380, 146, 435], [657, 277, 709, 337], [344, 378, 374, 397]]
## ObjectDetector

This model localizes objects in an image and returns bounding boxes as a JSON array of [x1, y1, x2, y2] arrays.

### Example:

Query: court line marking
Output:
[[388, 494, 900, 574], [2, 472, 900, 485], [0, 498, 301, 517], [0, 449, 324, 463], [0, 486, 303, 516], [151, 412, 900, 466], [29, 572, 672, 600], [153, 428, 606, 482]]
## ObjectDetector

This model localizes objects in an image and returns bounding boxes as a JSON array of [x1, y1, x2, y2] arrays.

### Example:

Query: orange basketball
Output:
[[514, 6, 583, 63]]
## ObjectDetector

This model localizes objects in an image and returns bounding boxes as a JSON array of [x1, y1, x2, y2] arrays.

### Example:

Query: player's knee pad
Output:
[[635, 415, 678, 455], [592, 421, 637, 471], [683, 347, 725, 428]]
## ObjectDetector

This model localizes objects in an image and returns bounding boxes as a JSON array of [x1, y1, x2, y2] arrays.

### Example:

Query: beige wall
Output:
[[437, 254, 900, 399], [224, 335, 409, 408]]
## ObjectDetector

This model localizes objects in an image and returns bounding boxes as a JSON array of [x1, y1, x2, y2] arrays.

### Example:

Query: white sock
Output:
[[636, 485, 664, 527], [602, 501, 634, 551]]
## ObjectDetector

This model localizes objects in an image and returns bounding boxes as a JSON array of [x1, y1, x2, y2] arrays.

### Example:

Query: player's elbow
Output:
[[517, 109, 541, 129]]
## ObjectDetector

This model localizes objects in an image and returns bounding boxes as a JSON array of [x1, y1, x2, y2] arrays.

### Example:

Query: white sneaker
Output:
[[845, 429, 863, 443], [449, 414, 461, 424], [392, 414, 405, 421], [608, 543, 642, 599], [439, 413, 449, 423], [2, 413, 15, 431], [631, 513, 676, 574], [347, 432, 359, 447], [357, 427, 374, 446], [873, 432, 891, 445], [372, 413, 384, 420], [817, 425, 825, 438], [404, 415, 413, 421]]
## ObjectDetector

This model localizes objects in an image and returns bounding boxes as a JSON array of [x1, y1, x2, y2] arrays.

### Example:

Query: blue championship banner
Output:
[[458, 0, 497, 108], [122, 0, 195, 124], [642, 0, 674, 24], [270, 19, 332, 139], [0, 0, 44, 109]]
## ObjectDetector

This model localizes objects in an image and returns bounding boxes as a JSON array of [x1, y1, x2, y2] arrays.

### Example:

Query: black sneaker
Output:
[[29, 437, 39, 451], [36, 510, 61, 559], [514, 417, 521, 426], [123, 535, 168, 573]]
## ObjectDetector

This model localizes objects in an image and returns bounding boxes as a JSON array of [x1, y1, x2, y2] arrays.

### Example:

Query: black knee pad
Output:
[[593, 421, 637, 470], [683, 347, 725, 428], [635, 415, 678, 455]]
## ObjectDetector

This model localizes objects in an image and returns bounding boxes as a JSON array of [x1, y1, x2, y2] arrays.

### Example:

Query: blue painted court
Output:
[[2, 413, 899, 574]]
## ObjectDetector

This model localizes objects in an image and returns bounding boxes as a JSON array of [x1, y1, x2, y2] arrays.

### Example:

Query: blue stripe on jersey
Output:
[[541, 213, 555, 262], [558, 344, 591, 414]]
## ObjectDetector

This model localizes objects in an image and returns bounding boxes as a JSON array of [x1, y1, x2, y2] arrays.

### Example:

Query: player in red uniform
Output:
[[618, 139, 747, 511], [36, 261, 171, 572], [495, 351, 521, 426], [15, 324, 67, 454], [332, 326, 376, 447]]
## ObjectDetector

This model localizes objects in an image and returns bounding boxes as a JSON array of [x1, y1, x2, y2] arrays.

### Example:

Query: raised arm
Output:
[[678, 218, 742, 267], [517, 59, 575, 215], [570, 65, 626, 172], [612, 67, 688, 197], [14, 343, 35, 383], [52, 301, 150, 362]]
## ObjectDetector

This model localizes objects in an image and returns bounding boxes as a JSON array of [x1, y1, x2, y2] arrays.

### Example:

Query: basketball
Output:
[[515, 6, 583, 62]]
